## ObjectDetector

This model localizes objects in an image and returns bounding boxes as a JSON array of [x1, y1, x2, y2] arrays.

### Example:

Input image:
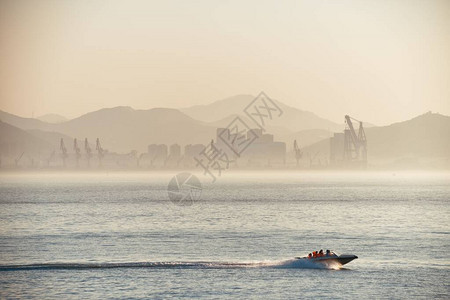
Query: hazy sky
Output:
[[1, 0, 449, 125]]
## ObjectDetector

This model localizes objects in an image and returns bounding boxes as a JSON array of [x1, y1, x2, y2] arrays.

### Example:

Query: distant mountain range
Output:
[[0, 110, 51, 131], [37, 113, 68, 124], [181, 94, 342, 132], [0, 95, 344, 153], [1, 95, 449, 169], [0, 107, 216, 153], [0, 120, 52, 158]]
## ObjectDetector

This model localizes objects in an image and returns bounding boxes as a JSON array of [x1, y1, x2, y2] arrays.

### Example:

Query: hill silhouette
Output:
[[0, 95, 345, 153], [301, 112, 450, 168], [181, 94, 342, 132], [0, 120, 52, 159], [1, 100, 449, 169], [37, 113, 68, 123]]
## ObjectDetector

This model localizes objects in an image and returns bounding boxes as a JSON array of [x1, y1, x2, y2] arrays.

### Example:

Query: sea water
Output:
[[0, 171, 449, 299]]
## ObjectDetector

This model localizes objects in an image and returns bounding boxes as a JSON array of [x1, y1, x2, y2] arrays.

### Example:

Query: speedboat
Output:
[[295, 251, 358, 266]]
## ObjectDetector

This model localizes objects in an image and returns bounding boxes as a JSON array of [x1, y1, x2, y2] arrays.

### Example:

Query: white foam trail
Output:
[[272, 258, 343, 270], [0, 259, 343, 271]]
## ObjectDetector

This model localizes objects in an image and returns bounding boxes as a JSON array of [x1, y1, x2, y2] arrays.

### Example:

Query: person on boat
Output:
[[308, 253, 312, 259], [326, 249, 331, 256], [319, 249, 324, 257]]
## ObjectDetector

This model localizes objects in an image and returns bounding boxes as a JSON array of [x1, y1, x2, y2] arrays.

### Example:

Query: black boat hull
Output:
[[295, 254, 358, 266]]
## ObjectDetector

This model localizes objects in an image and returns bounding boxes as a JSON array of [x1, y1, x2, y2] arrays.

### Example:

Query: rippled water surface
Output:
[[0, 171, 449, 299]]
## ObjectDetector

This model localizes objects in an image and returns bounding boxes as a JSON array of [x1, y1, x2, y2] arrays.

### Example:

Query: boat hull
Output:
[[295, 254, 358, 266]]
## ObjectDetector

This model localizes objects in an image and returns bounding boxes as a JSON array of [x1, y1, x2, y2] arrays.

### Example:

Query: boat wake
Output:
[[0, 259, 343, 271]]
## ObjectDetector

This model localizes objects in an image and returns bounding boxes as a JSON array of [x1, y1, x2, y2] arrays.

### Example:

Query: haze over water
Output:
[[0, 171, 449, 299]]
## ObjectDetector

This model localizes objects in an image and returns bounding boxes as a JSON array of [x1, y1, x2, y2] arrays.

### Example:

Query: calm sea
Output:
[[0, 171, 449, 299]]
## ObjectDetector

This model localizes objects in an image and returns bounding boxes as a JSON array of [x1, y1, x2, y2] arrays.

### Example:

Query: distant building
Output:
[[148, 144, 158, 158], [244, 141, 286, 162], [248, 128, 262, 139], [183, 144, 205, 167], [230, 128, 285, 165], [184, 144, 205, 158], [147, 144, 168, 166], [169, 144, 181, 160], [330, 133, 344, 164], [258, 134, 274, 143], [157, 144, 168, 161], [212, 127, 286, 167]]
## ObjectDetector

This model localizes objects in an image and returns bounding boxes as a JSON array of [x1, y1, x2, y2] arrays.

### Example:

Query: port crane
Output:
[[96, 138, 105, 167], [60, 138, 68, 167], [73, 138, 81, 167], [293, 140, 302, 167], [15, 152, 24, 167], [85, 138, 92, 167], [344, 115, 367, 166]]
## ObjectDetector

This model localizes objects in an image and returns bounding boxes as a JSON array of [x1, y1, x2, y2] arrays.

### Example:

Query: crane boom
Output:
[[343, 115, 367, 167], [345, 115, 359, 148]]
